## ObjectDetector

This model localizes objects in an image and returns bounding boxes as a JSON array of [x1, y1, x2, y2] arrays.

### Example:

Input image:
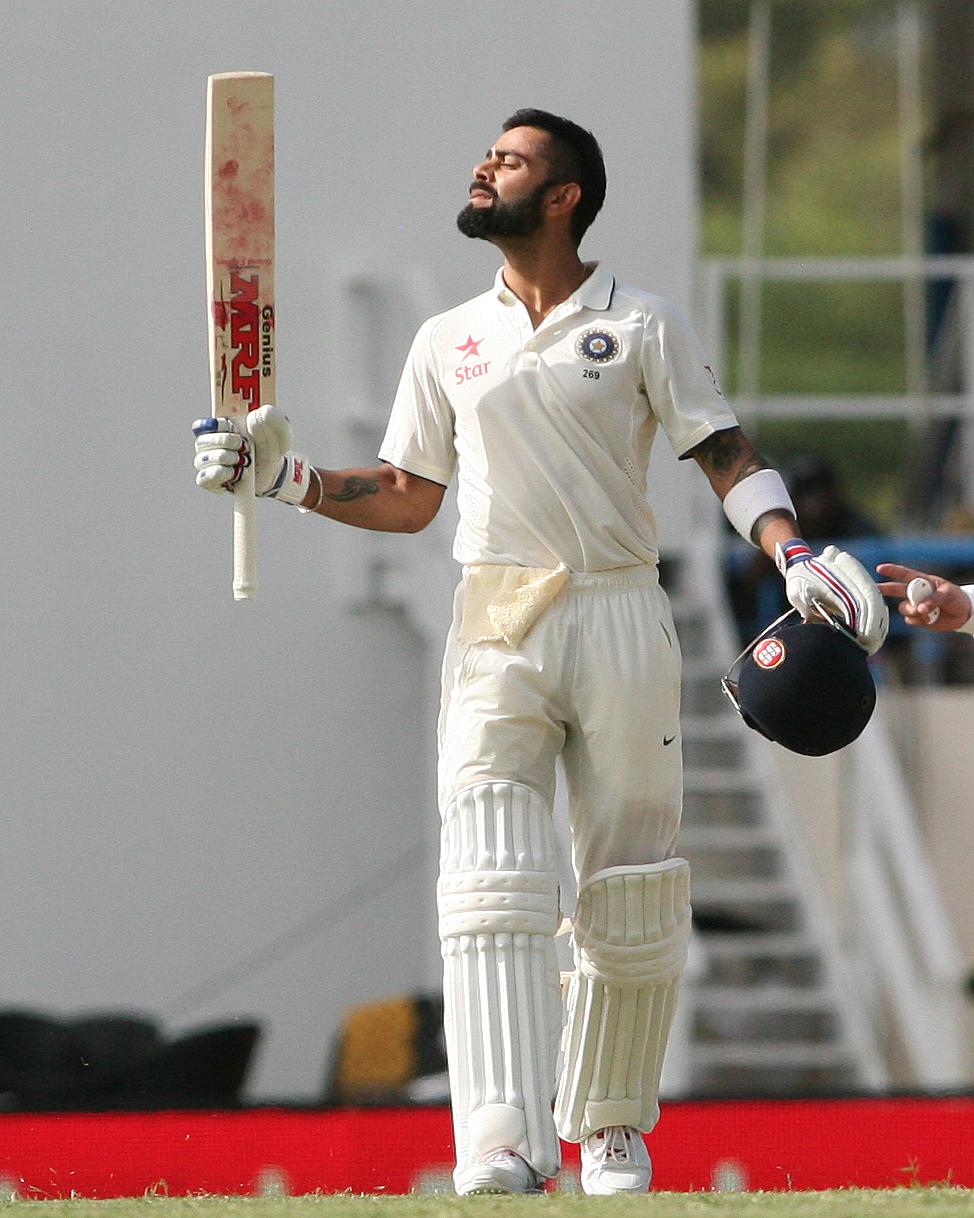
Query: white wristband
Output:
[[957, 585, 974, 635], [722, 469, 796, 546]]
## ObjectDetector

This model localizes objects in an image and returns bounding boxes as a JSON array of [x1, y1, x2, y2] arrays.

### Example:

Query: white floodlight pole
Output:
[[740, 1, 772, 428]]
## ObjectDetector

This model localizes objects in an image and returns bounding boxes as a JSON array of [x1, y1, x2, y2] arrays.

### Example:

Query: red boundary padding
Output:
[[0, 1099, 972, 1197]]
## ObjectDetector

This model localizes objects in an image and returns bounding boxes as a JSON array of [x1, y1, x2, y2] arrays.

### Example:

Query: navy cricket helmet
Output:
[[721, 609, 876, 756]]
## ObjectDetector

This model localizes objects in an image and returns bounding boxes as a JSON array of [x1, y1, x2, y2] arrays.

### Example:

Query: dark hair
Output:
[[501, 108, 606, 245]]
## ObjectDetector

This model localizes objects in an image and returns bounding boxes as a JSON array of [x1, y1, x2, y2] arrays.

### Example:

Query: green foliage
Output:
[[723, 281, 906, 394], [700, 0, 908, 257], [698, 1, 923, 527]]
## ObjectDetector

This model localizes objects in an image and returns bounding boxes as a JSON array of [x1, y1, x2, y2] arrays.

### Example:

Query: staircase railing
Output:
[[684, 532, 888, 1090], [695, 252, 973, 1089], [843, 708, 969, 1087], [686, 508, 969, 1089]]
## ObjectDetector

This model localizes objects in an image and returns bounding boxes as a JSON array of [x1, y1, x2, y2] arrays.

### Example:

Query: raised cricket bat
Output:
[[204, 71, 276, 600]]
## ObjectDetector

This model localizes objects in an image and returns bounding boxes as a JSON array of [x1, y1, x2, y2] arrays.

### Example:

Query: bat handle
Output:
[[232, 458, 258, 600]]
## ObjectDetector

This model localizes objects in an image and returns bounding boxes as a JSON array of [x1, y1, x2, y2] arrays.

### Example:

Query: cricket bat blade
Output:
[[204, 71, 277, 600]]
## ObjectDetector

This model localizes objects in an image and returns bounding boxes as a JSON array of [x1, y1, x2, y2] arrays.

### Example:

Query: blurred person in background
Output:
[[788, 455, 881, 541]]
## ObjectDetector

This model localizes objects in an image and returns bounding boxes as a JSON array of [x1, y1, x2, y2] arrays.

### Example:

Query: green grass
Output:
[[2, 1191, 974, 1218]]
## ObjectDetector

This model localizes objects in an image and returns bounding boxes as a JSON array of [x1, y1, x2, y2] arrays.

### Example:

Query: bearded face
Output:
[[456, 178, 554, 240]]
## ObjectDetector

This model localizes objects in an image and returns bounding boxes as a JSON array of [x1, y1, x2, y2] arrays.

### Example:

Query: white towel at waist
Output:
[[458, 563, 571, 648]]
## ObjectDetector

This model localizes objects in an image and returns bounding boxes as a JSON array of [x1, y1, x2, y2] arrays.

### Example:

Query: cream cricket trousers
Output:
[[437, 565, 686, 1183], [437, 564, 683, 886]]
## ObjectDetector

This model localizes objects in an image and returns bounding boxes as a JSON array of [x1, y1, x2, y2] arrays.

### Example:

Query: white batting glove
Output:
[[193, 404, 314, 505], [776, 539, 889, 656], [193, 416, 249, 491]]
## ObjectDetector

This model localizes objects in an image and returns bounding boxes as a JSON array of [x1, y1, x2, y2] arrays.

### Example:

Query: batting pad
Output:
[[438, 782, 562, 1180], [554, 857, 691, 1142]]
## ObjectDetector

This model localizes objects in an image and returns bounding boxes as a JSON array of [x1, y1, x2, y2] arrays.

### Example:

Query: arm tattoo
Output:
[[326, 475, 381, 503], [692, 426, 770, 487]]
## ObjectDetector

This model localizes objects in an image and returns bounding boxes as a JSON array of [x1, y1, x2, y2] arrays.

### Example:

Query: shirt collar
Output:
[[493, 261, 615, 312], [573, 262, 615, 311], [493, 265, 517, 304]]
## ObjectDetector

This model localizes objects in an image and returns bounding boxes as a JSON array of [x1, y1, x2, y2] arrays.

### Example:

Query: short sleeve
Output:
[[640, 301, 739, 458], [957, 585, 974, 635], [378, 318, 457, 486]]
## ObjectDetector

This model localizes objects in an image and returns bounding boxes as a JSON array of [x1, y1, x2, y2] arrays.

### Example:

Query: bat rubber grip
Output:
[[232, 461, 258, 600]]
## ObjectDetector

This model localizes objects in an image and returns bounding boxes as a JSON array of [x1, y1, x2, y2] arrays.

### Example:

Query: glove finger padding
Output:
[[782, 543, 888, 656], [830, 548, 889, 655], [193, 419, 250, 491], [192, 416, 237, 436], [194, 432, 247, 456], [195, 463, 239, 491], [782, 552, 855, 628], [246, 404, 293, 495]]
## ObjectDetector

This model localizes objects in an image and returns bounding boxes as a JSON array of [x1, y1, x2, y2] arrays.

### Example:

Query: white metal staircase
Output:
[[686, 243, 974, 1096], [669, 542, 970, 1097], [673, 587, 885, 1096]]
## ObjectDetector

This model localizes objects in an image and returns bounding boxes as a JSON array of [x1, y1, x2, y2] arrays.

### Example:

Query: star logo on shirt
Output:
[[456, 335, 484, 361]]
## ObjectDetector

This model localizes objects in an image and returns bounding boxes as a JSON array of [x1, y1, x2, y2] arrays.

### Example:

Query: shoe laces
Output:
[[594, 1126, 635, 1163]]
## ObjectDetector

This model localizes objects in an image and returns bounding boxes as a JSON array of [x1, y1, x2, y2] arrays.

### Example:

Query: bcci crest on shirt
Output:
[[576, 327, 621, 364]]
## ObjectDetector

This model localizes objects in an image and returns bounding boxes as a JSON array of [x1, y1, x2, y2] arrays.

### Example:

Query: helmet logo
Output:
[[753, 638, 786, 669]]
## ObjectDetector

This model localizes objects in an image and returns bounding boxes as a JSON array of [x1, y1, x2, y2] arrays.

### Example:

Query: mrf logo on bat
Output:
[[214, 269, 275, 408]]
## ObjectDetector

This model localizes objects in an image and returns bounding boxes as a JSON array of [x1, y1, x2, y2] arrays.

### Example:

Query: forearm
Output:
[[690, 427, 887, 650], [691, 427, 797, 552], [194, 406, 445, 533], [301, 462, 441, 533], [752, 510, 800, 560]]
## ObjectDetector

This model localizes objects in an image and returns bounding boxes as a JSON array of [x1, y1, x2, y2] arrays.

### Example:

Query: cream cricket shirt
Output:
[[379, 262, 737, 572]]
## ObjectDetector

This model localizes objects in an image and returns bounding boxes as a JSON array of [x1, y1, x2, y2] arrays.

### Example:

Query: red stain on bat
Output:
[[212, 299, 230, 329], [219, 159, 239, 180], [211, 181, 272, 256]]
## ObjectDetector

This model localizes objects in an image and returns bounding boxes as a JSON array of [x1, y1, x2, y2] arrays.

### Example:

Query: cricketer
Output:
[[193, 109, 888, 1195]]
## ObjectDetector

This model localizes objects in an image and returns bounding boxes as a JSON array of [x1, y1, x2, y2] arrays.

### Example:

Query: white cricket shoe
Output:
[[580, 1125, 652, 1195], [455, 1148, 545, 1195]]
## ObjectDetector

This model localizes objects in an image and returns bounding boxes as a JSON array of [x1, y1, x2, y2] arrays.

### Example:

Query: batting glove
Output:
[[776, 539, 889, 656], [193, 404, 314, 504]]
